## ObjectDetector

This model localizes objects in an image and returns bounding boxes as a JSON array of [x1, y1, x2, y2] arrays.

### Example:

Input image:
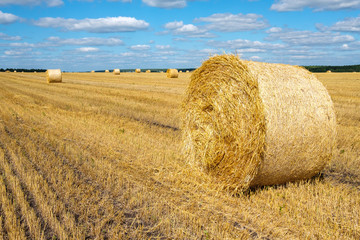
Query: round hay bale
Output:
[[105, 70, 109, 73], [46, 69, 62, 83], [113, 69, 120, 75], [14, 70, 17, 73], [146, 70, 151, 73], [166, 69, 178, 78], [5, 70, 10, 73], [326, 70, 332, 73], [182, 54, 336, 191], [186, 70, 190, 73], [91, 70, 95, 73], [135, 69, 141, 73]]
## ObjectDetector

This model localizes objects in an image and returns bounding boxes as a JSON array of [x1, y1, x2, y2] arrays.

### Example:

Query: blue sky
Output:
[[1, 0, 360, 71]]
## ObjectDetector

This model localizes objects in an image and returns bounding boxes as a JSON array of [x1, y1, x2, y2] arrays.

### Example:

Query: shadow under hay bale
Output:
[[182, 54, 337, 192], [46, 69, 62, 83]]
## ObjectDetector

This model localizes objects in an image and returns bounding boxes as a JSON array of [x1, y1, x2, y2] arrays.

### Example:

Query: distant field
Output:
[[0, 71, 359, 239]]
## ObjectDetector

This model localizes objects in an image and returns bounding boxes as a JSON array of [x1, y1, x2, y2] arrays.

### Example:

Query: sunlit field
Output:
[[0, 71, 359, 239]]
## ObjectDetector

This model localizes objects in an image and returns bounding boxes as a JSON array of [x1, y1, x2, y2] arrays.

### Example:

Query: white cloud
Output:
[[270, 0, 360, 11], [129, 44, 151, 50], [195, 13, 269, 32], [142, 0, 189, 8], [46, 36, 124, 46], [265, 28, 355, 45], [156, 45, 171, 50], [330, 16, 360, 32], [164, 21, 184, 30], [164, 20, 215, 38], [208, 39, 285, 50], [0, 0, 64, 7], [0, 11, 20, 24], [76, 47, 99, 52], [0, 32, 21, 41], [33, 16, 149, 33], [9, 42, 36, 47]]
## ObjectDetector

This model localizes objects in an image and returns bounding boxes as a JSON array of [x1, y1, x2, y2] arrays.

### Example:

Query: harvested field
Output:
[[0, 71, 359, 239]]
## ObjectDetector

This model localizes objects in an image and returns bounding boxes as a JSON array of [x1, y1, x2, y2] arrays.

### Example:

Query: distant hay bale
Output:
[[326, 70, 332, 73], [105, 70, 109, 73], [179, 70, 183, 73], [135, 69, 141, 73], [113, 69, 120, 75], [146, 70, 151, 73], [91, 70, 95, 73], [5, 70, 10, 73], [182, 54, 336, 192], [14, 70, 17, 73], [46, 69, 62, 83], [166, 69, 178, 78], [186, 70, 190, 73], [160, 71, 164, 73]]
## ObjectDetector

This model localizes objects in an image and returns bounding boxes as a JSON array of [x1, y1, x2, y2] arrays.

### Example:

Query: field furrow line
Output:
[[0, 130, 79, 240], [0, 143, 47, 240], [0, 150, 27, 239], [0, 77, 180, 131]]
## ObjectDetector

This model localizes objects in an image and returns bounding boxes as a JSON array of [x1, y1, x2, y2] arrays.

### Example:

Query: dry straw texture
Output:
[[136, 69, 141, 73], [182, 54, 336, 192], [166, 69, 179, 78], [113, 69, 120, 75], [46, 69, 62, 83]]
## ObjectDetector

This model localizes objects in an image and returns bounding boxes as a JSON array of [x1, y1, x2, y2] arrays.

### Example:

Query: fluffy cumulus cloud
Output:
[[0, 0, 64, 7], [33, 16, 149, 33], [164, 20, 215, 38], [46, 36, 124, 46], [129, 44, 151, 50], [195, 13, 269, 32], [330, 16, 360, 33], [0, 11, 21, 24], [270, 0, 360, 11], [266, 27, 355, 45], [0, 33, 21, 41], [142, 0, 194, 8]]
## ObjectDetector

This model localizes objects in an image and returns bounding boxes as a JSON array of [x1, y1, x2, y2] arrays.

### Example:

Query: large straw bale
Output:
[[136, 69, 141, 73], [182, 54, 336, 191], [46, 69, 62, 83], [113, 69, 120, 75], [166, 69, 178, 78]]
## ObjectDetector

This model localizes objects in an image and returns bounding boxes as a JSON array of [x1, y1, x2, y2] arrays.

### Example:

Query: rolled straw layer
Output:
[[46, 69, 62, 83], [182, 54, 336, 191], [167, 69, 178, 78]]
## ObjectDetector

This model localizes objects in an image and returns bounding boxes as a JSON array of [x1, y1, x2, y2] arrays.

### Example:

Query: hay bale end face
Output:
[[113, 69, 120, 75], [135, 69, 141, 73], [182, 54, 336, 191], [166, 69, 179, 78], [46, 69, 62, 83]]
